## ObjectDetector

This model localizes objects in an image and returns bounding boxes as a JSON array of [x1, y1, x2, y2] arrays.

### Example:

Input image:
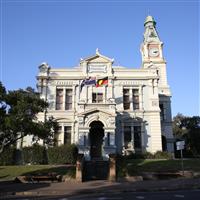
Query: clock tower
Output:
[[140, 16, 174, 153], [140, 16, 164, 65], [140, 15, 169, 91]]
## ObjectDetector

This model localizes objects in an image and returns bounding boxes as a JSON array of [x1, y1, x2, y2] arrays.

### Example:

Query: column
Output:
[[131, 125, 134, 150], [109, 154, 116, 182], [141, 122, 145, 152], [139, 86, 143, 111], [103, 132, 108, 147], [104, 85, 107, 103], [121, 122, 124, 148], [102, 131, 107, 158], [72, 85, 76, 110], [76, 153, 84, 182], [130, 88, 133, 110], [109, 132, 115, 146], [111, 78, 114, 99], [86, 86, 88, 103], [88, 86, 92, 103], [63, 88, 66, 110]]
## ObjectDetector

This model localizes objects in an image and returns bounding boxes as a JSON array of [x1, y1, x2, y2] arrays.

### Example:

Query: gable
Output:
[[80, 49, 114, 64], [78, 108, 114, 117]]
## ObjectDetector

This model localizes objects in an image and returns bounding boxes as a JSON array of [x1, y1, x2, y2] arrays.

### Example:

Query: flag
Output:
[[80, 77, 96, 92], [96, 77, 108, 87]]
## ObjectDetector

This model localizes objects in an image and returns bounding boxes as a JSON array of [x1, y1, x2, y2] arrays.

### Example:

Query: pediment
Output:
[[80, 49, 114, 64], [56, 117, 72, 122], [78, 108, 114, 117]]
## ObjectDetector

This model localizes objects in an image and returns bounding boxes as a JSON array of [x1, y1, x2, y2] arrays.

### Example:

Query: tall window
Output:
[[65, 89, 72, 110], [124, 126, 132, 149], [54, 126, 62, 146], [92, 93, 103, 103], [123, 89, 130, 110], [132, 89, 139, 110], [134, 126, 141, 149], [64, 126, 71, 145], [56, 89, 63, 110], [159, 104, 165, 121]]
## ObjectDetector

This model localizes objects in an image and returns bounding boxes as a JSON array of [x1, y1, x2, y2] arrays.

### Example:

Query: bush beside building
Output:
[[0, 144, 78, 165]]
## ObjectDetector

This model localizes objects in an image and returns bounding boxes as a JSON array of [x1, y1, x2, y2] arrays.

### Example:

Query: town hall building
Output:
[[35, 16, 174, 162]]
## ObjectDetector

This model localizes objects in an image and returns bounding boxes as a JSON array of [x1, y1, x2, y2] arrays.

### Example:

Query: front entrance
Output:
[[89, 121, 104, 159]]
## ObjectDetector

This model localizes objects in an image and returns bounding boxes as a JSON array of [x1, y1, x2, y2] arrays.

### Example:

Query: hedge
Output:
[[0, 147, 15, 165], [23, 144, 48, 164], [47, 144, 78, 164], [123, 151, 173, 160]]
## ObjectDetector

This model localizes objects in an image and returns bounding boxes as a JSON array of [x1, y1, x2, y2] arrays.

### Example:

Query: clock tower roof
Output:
[[143, 15, 161, 43], [144, 15, 156, 27]]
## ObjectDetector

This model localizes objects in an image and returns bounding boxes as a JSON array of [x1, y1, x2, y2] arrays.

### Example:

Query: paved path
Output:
[[0, 178, 200, 198]]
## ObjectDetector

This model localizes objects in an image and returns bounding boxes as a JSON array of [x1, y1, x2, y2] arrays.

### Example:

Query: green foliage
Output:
[[173, 113, 200, 157], [0, 81, 58, 154], [22, 144, 47, 164], [0, 147, 15, 165], [128, 152, 154, 159], [153, 151, 173, 159], [47, 144, 78, 164], [122, 151, 172, 160]]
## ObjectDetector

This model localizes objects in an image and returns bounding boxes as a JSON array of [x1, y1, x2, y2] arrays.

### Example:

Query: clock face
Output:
[[149, 48, 159, 57]]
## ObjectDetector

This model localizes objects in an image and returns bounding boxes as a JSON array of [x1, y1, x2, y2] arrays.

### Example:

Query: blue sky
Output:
[[0, 0, 199, 117]]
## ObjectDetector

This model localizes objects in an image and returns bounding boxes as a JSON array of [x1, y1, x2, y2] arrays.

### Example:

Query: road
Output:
[[2, 190, 200, 200]]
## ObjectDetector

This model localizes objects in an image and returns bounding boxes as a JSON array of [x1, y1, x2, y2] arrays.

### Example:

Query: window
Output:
[[56, 89, 63, 110], [123, 89, 130, 110], [134, 126, 141, 149], [64, 126, 71, 145], [159, 104, 165, 121], [132, 89, 139, 110], [65, 89, 72, 110], [124, 126, 132, 149], [54, 126, 62, 146], [92, 93, 103, 103]]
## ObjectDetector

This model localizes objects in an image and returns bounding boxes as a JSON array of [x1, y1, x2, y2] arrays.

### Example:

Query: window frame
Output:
[[65, 89, 72, 110], [92, 92, 103, 103], [56, 88, 64, 110], [123, 88, 130, 110], [64, 126, 71, 145]]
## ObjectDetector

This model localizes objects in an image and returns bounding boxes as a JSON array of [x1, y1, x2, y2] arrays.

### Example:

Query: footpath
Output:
[[0, 177, 200, 198]]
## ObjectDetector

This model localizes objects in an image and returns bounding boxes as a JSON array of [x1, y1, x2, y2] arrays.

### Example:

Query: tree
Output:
[[172, 113, 188, 138], [173, 113, 200, 156], [0, 81, 58, 154]]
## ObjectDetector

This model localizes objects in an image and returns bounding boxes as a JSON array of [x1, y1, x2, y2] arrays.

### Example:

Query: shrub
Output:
[[0, 147, 15, 165], [22, 144, 47, 164], [47, 144, 78, 164], [154, 151, 173, 159], [124, 152, 154, 159]]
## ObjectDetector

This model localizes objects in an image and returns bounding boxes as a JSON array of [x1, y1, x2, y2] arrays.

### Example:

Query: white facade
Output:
[[35, 16, 174, 160]]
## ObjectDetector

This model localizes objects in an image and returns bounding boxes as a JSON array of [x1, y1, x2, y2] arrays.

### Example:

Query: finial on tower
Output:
[[144, 15, 156, 27]]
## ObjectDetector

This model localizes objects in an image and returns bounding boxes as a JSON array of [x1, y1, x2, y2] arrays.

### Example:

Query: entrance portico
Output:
[[89, 121, 104, 159], [77, 108, 116, 161]]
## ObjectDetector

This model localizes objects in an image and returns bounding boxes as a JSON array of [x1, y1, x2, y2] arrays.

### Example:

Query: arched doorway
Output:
[[89, 121, 104, 159]]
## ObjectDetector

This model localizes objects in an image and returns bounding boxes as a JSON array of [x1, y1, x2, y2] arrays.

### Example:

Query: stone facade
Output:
[[23, 16, 174, 159]]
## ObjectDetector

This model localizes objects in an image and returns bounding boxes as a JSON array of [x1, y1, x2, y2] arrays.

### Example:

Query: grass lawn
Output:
[[0, 165, 76, 181], [118, 159, 200, 177], [1, 159, 200, 181]]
